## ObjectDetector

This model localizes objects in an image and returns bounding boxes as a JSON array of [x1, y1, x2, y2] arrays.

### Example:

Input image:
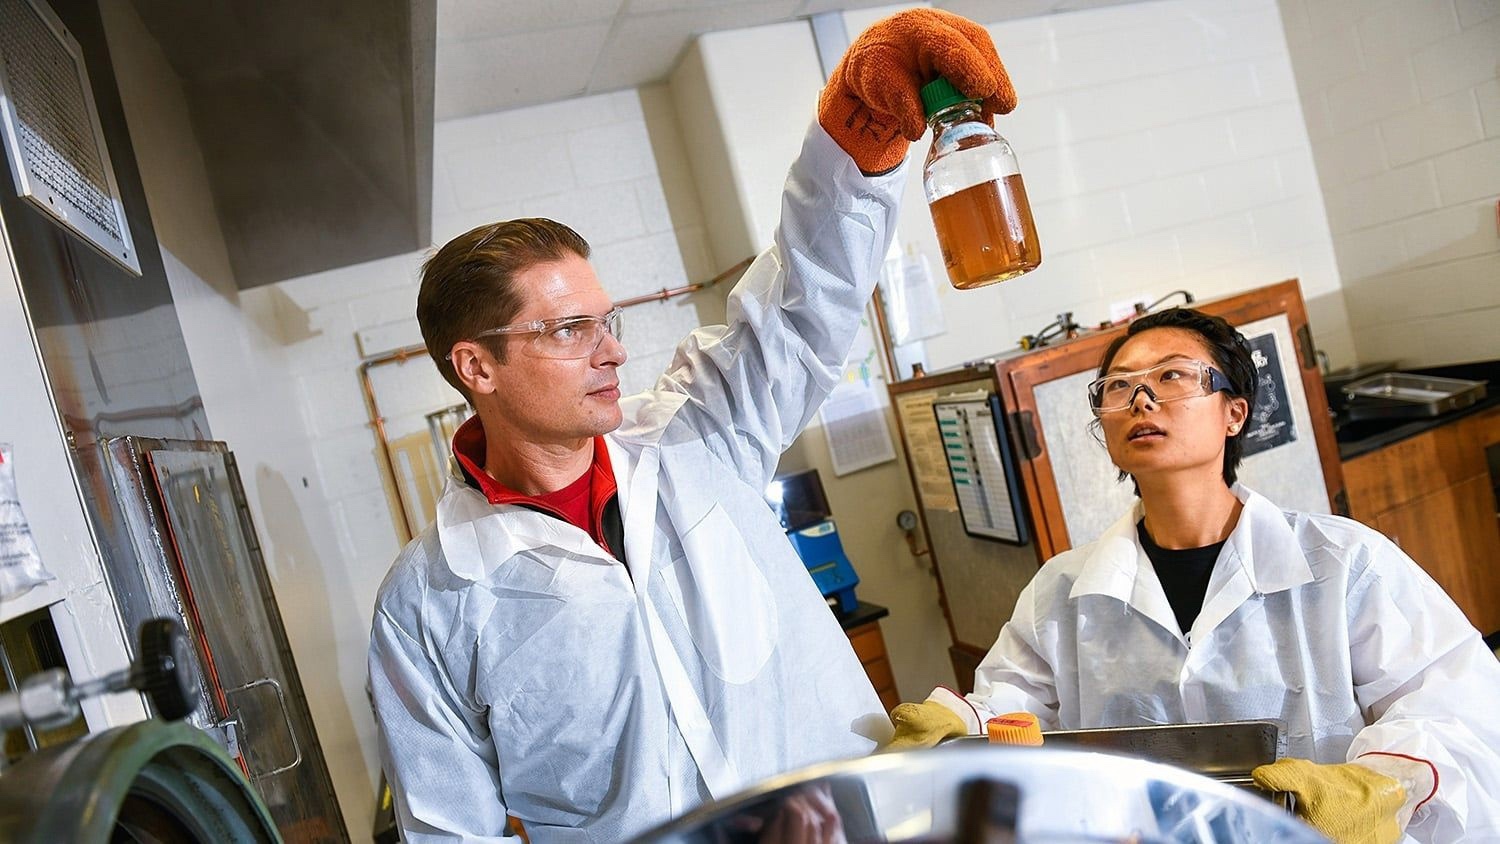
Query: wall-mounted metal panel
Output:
[[102, 436, 348, 841], [0, 0, 139, 274]]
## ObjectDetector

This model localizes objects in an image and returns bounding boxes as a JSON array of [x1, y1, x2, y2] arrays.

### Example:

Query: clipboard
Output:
[[933, 391, 1030, 545]]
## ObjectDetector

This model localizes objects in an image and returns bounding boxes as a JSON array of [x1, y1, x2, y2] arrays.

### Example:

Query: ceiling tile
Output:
[[589, 0, 803, 93], [794, 0, 902, 16], [622, 0, 802, 22], [432, 0, 1152, 120], [939, 0, 1141, 28], [936, 0, 1067, 25], [435, 22, 612, 118], [587, 15, 693, 93], [624, 0, 751, 14], [438, 0, 625, 41]]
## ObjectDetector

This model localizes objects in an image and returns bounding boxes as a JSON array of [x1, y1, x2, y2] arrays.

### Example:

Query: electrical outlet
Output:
[[1108, 297, 1149, 323]]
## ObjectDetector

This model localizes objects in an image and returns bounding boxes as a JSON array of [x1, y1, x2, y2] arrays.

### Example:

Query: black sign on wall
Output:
[[1242, 332, 1298, 457]]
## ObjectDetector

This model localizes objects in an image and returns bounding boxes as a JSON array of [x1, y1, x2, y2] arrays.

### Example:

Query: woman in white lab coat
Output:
[[889, 308, 1500, 843]]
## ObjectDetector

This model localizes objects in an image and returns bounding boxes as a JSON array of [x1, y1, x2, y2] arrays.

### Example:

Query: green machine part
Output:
[[0, 720, 281, 843]]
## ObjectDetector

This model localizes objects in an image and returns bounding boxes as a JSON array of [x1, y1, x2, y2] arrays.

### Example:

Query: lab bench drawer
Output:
[[847, 622, 887, 665], [844, 619, 901, 711], [863, 656, 895, 693]]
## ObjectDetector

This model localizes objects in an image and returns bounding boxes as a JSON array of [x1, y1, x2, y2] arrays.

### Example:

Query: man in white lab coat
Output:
[[367, 10, 1016, 842]]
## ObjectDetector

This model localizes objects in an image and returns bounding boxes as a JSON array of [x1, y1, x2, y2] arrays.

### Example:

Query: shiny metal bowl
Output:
[[637, 743, 1325, 843]]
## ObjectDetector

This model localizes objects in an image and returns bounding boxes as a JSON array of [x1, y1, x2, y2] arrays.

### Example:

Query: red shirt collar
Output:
[[451, 416, 618, 546]]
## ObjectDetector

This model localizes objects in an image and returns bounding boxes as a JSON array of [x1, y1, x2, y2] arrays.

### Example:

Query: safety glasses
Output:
[[469, 307, 623, 360], [1087, 359, 1233, 416]]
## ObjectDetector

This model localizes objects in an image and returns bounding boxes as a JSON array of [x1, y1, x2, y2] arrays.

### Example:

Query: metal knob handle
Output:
[[131, 617, 199, 720], [0, 617, 201, 734]]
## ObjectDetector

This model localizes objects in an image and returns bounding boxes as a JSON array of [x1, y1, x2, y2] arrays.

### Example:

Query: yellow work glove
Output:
[[885, 700, 968, 751], [1252, 758, 1406, 844]]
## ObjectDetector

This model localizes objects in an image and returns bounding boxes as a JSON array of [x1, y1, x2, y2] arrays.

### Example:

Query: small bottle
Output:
[[922, 77, 1041, 290]]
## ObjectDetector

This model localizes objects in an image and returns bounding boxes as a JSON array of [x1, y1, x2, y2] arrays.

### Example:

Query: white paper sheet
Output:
[[0, 443, 55, 599], [880, 248, 946, 345], [819, 311, 897, 476]]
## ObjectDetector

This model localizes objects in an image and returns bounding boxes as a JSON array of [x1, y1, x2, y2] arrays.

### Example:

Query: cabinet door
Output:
[[846, 621, 901, 711], [1375, 474, 1500, 635]]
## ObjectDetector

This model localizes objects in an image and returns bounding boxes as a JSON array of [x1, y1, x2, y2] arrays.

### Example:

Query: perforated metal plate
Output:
[[0, 0, 140, 274]]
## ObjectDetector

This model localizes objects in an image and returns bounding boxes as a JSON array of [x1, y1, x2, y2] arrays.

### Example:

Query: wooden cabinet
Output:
[[846, 620, 901, 712], [1343, 406, 1500, 636]]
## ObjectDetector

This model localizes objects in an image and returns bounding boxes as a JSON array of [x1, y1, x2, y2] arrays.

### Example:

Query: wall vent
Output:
[[0, 0, 140, 275]]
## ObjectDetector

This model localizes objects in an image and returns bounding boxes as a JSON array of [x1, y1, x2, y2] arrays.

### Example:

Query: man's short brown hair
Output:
[[417, 218, 591, 397]]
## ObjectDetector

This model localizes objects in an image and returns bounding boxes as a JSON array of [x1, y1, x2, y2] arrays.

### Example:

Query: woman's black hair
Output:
[[1094, 307, 1258, 490]]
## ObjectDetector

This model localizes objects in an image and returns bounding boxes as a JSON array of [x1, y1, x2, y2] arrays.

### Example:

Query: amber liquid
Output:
[[929, 174, 1042, 289]]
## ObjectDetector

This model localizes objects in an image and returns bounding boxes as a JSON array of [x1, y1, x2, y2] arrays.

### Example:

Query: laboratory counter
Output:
[[1335, 359, 1500, 639], [1333, 360, 1500, 460], [835, 600, 889, 631]]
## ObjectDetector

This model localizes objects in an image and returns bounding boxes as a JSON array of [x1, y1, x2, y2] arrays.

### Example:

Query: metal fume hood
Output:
[[126, 0, 435, 288]]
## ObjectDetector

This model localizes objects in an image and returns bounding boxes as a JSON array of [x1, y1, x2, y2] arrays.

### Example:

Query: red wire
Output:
[[149, 458, 253, 781]]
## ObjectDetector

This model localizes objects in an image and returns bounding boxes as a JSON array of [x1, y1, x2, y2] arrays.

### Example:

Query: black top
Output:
[[836, 601, 890, 631], [1137, 520, 1223, 639]]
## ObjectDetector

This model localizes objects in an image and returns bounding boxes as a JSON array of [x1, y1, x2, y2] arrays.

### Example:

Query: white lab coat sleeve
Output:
[[1343, 536, 1500, 841], [930, 578, 1063, 733], [369, 608, 510, 843], [649, 121, 905, 490]]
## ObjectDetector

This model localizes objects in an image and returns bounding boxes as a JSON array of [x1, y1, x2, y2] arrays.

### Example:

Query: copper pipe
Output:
[[359, 350, 425, 543], [612, 256, 752, 308], [358, 256, 755, 543], [902, 528, 932, 561]]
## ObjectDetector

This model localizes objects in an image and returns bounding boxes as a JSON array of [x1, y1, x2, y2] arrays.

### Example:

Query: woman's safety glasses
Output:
[[471, 307, 623, 360], [1087, 359, 1233, 416]]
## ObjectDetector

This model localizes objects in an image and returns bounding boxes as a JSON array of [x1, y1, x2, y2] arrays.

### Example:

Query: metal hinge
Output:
[[1009, 410, 1041, 460], [1295, 324, 1316, 369], [209, 718, 242, 760], [1333, 488, 1350, 517]]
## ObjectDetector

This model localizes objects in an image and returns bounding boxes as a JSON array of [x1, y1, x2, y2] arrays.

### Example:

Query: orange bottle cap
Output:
[[986, 712, 1043, 746]]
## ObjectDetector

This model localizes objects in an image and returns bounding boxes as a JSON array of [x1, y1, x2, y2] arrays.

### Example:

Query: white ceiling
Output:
[[435, 0, 1142, 120]]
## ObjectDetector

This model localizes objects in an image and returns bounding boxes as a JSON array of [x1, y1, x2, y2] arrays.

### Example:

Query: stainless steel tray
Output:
[[949, 720, 1278, 780], [1343, 372, 1486, 420], [945, 720, 1291, 809]]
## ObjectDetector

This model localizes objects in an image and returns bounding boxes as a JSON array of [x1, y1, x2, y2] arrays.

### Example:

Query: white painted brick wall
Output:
[[1280, 0, 1500, 367], [1433, 136, 1500, 202], [1201, 157, 1282, 214], [903, 0, 1354, 376], [1480, 78, 1500, 132]]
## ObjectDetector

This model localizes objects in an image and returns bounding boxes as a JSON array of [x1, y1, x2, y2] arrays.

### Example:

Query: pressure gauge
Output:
[[896, 510, 919, 532]]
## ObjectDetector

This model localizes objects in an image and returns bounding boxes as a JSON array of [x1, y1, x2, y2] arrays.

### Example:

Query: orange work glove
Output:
[[818, 9, 1017, 175]]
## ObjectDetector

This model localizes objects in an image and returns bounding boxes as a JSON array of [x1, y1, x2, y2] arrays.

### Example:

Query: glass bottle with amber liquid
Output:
[[922, 77, 1041, 289]]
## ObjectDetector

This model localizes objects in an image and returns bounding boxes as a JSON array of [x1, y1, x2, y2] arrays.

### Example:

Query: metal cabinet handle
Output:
[[222, 677, 303, 780]]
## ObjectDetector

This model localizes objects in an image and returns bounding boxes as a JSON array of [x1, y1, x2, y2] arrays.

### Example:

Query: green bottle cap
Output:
[[921, 76, 979, 118]]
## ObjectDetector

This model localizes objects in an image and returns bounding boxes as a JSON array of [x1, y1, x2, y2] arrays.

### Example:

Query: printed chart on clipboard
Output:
[[933, 391, 1029, 545]]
